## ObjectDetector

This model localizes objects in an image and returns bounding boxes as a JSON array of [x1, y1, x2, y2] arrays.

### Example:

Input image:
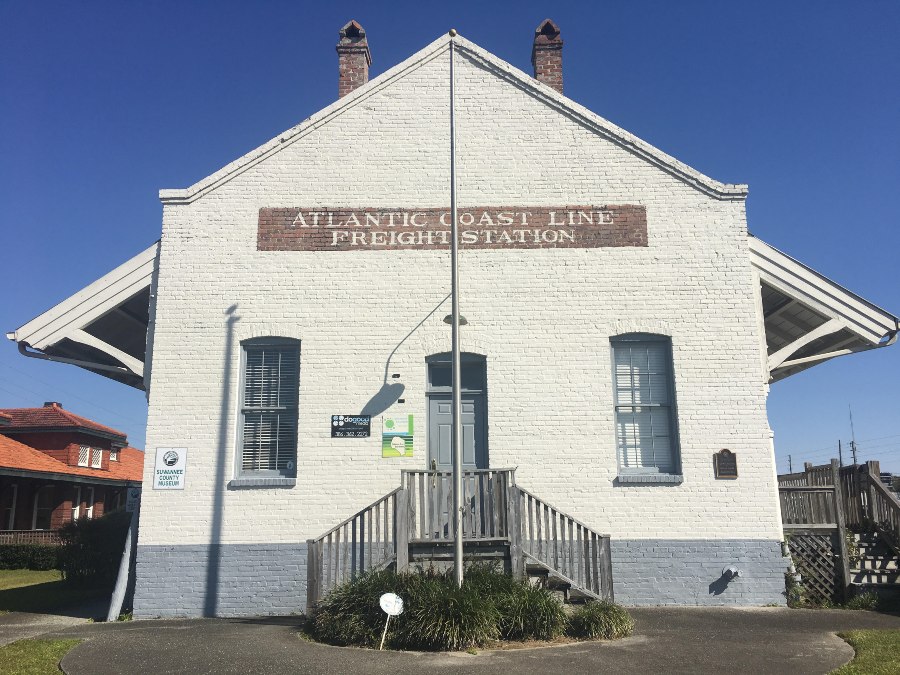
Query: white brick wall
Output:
[[138, 40, 782, 550]]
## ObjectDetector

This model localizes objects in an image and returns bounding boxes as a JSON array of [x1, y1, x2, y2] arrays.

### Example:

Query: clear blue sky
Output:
[[1, 1, 898, 472]]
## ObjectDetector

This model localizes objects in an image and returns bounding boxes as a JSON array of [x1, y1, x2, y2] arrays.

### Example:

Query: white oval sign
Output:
[[379, 592, 404, 616]]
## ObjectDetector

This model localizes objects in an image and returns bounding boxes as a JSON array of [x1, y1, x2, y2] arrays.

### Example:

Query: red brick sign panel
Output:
[[257, 206, 647, 251]]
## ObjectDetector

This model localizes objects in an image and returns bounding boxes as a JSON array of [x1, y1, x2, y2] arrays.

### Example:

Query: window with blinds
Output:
[[612, 335, 679, 475], [239, 339, 300, 476]]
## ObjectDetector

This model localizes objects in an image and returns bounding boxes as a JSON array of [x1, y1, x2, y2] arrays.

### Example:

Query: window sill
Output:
[[228, 477, 296, 489], [616, 473, 683, 485]]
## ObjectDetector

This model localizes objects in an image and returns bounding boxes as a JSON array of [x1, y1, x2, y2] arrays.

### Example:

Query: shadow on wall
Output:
[[359, 293, 450, 417], [205, 303, 240, 617]]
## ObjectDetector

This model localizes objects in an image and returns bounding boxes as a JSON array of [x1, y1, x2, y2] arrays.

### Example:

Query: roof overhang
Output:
[[750, 236, 898, 382], [0, 467, 140, 487], [7, 242, 159, 391]]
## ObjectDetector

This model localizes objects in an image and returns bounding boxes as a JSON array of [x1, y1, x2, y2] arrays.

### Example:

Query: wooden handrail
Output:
[[868, 464, 900, 554], [307, 487, 406, 612], [515, 487, 614, 601], [313, 487, 402, 542]]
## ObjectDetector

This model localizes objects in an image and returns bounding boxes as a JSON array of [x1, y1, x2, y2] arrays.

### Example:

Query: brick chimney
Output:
[[336, 20, 371, 98], [531, 19, 563, 94]]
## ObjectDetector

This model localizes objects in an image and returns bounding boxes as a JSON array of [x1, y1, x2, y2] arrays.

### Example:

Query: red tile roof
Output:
[[0, 403, 126, 440], [0, 434, 143, 483]]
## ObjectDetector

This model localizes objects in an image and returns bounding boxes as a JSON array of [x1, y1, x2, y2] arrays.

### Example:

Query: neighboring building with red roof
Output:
[[0, 402, 143, 542]]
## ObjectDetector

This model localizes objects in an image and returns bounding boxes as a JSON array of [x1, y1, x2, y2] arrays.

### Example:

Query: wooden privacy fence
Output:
[[779, 487, 838, 526], [307, 469, 615, 610]]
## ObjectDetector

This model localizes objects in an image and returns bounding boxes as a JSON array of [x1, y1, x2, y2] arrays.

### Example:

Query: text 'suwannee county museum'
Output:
[[8, 21, 898, 617]]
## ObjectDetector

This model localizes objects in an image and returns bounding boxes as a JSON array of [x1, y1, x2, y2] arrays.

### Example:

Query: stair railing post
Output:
[[831, 459, 851, 603], [507, 485, 523, 580], [306, 538, 321, 615], [867, 461, 881, 526], [395, 488, 409, 572]]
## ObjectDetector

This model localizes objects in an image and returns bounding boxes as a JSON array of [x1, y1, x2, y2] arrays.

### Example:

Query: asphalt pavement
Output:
[[37, 606, 900, 675]]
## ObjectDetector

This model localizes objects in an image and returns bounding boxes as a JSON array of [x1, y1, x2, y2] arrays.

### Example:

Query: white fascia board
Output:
[[750, 236, 898, 345], [159, 34, 747, 205], [12, 242, 159, 351]]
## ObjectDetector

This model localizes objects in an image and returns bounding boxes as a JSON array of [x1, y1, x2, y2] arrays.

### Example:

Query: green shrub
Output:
[[844, 592, 879, 611], [0, 544, 60, 570], [566, 601, 635, 640], [497, 582, 566, 640], [58, 510, 132, 588]]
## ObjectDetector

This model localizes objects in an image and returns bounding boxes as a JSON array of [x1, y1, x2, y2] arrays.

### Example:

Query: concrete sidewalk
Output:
[[46, 607, 900, 675], [0, 597, 108, 647]]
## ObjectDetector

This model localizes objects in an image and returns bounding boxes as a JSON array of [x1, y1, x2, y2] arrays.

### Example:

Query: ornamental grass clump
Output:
[[497, 582, 567, 640], [395, 574, 500, 651], [310, 568, 398, 647], [310, 566, 630, 651], [566, 601, 635, 640]]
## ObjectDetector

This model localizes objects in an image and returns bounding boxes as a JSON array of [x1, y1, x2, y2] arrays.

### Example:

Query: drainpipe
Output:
[[13, 340, 134, 376]]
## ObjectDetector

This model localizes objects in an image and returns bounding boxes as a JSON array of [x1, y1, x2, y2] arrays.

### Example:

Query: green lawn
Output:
[[0, 569, 104, 614], [0, 639, 82, 675], [833, 629, 900, 674]]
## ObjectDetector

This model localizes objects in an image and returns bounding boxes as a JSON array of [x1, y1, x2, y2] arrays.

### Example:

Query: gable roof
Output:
[[158, 33, 748, 205], [0, 434, 143, 484], [0, 404, 127, 442]]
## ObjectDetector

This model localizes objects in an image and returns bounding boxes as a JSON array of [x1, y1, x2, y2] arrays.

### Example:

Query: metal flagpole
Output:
[[448, 29, 464, 588]]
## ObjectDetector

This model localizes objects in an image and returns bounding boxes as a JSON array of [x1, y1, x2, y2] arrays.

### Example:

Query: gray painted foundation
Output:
[[611, 539, 788, 606], [133, 538, 787, 618], [133, 543, 308, 619]]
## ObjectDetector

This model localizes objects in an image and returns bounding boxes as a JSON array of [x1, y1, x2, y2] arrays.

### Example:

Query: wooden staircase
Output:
[[306, 469, 614, 610], [779, 459, 900, 605], [851, 531, 900, 602]]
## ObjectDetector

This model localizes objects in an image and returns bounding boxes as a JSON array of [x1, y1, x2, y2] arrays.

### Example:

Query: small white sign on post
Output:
[[153, 448, 188, 490], [378, 592, 404, 650]]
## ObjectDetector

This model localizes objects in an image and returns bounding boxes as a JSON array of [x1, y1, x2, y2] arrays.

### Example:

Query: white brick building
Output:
[[10, 21, 898, 617]]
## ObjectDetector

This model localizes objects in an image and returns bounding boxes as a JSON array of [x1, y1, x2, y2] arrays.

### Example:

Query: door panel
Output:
[[428, 395, 487, 470]]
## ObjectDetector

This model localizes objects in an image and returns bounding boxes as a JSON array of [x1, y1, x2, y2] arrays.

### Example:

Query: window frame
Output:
[[72, 486, 81, 521], [77, 445, 89, 467], [32, 486, 54, 530], [1, 484, 17, 530], [234, 337, 300, 485], [91, 448, 103, 468], [610, 333, 683, 484]]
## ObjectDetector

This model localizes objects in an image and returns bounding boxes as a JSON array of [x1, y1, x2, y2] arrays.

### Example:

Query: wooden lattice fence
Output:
[[785, 531, 840, 605], [778, 459, 850, 604]]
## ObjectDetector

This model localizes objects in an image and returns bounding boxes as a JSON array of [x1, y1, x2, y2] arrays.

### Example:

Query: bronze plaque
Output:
[[714, 449, 738, 479]]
